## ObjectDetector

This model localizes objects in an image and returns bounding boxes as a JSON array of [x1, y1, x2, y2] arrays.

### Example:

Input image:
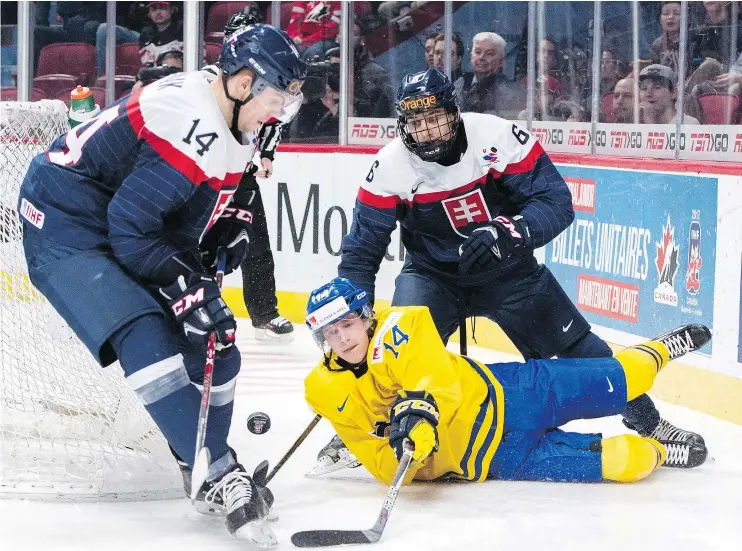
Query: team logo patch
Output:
[[441, 189, 492, 237], [20, 198, 45, 229], [654, 215, 680, 307], [685, 213, 702, 295], [482, 146, 498, 165]]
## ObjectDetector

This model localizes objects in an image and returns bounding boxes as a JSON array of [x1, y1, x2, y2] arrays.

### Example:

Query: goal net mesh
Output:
[[0, 100, 181, 501]]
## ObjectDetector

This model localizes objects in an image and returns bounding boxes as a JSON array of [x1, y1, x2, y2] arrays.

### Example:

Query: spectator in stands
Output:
[[157, 49, 183, 70], [711, 50, 742, 93], [684, 2, 742, 119], [95, 2, 148, 75], [433, 32, 472, 96], [377, 2, 412, 23], [651, 2, 682, 78], [460, 32, 518, 117], [612, 77, 636, 123], [552, 99, 588, 122], [424, 31, 437, 69], [138, 2, 183, 67], [350, 21, 396, 117], [639, 64, 700, 124], [600, 46, 629, 97], [287, 1, 341, 61], [517, 75, 562, 121], [130, 58, 182, 94], [33, 1, 106, 74]]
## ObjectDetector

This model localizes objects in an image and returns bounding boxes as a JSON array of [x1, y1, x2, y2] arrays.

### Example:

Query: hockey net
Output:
[[0, 100, 181, 501]]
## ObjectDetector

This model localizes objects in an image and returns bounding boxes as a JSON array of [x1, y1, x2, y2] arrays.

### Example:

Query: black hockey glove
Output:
[[201, 206, 252, 275], [389, 390, 440, 462], [458, 215, 529, 274], [159, 273, 236, 351]]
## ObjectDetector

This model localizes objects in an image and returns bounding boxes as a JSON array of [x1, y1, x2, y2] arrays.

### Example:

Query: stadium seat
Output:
[[94, 76, 136, 99], [204, 42, 222, 65], [36, 43, 97, 86], [31, 74, 78, 100], [89, 87, 107, 108], [115, 43, 142, 77], [600, 92, 615, 123], [697, 92, 740, 124], [206, 2, 256, 34]]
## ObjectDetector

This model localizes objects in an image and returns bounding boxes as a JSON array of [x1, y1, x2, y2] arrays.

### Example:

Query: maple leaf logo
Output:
[[655, 215, 679, 287]]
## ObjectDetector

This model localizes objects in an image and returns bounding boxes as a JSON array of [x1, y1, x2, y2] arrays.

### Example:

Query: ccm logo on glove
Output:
[[170, 288, 205, 316]]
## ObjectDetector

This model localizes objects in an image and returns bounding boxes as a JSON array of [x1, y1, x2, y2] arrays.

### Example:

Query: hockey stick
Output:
[[264, 413, 321, 485], [459, 315, 467, 356], [290, 445, 414, 548], [190, 248, 227, 501]]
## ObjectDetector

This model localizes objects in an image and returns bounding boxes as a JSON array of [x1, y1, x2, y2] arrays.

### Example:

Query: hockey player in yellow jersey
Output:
[[304, 278, 711, 485]]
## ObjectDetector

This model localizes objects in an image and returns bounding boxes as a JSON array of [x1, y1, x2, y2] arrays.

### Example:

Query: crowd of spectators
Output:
[[7, 1, 741, 131]]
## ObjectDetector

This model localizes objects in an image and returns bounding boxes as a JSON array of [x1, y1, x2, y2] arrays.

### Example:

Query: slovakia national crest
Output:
[[482, 146, 499, 166], [685, 214, 702, 295], [441, 189, 493, 237], [653, 215, 680, 306]]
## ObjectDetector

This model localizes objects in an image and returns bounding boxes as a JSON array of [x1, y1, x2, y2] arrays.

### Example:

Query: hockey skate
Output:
[[622, 323, 711, 468], [203, 463, 277, 546], [176, 456, 277, 522], [254, 316, 294, 342], [305, 434, 361, 477]]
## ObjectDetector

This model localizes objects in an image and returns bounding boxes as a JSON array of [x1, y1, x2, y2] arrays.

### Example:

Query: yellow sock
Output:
[[615, 340, 670, 400], [601, 435, 667, 482]]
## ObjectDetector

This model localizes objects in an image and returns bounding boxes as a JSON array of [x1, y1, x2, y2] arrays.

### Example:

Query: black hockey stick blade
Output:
[[291, 529, 378, 548], [290, 446, 413, 548]]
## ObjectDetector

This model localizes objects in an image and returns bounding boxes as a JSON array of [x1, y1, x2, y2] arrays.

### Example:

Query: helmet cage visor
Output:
[[398, 104, 460, 162], [306, 296, 373, 352]]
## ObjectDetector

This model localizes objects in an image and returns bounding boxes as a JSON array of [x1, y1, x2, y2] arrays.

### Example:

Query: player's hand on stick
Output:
[[255, 158, 273, 179], [201, 210, 251, 275], [458, 215, 527, 273], [159, 273, 236, 351], [389, 390, 440, 462]]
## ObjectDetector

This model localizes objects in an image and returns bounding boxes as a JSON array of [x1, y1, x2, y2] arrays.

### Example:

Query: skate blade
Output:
[[266, 508, 279, 523], [254, 329, 295, 343], [234, 519, 278, 548], [305, 458, 361, 478], [193, 501, 225, 516]]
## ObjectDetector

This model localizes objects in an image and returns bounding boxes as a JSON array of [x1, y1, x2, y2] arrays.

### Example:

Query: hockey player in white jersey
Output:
[[18, 25, 307, 546], [312, 68, 706, 475]]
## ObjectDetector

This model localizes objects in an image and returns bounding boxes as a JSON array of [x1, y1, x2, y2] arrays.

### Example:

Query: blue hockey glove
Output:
[[201, 209, 251, 275], [458, 215, 528, 273], [159, 273, 236, 351], [389, 390, 440, 462]]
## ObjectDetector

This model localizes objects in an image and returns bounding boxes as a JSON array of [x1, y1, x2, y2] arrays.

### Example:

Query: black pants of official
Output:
[[239, 174, 279, 327]]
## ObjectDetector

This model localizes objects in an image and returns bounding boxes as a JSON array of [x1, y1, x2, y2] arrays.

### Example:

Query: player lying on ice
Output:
[[304, 277, 710, 485], [17, 23, 307, 547]]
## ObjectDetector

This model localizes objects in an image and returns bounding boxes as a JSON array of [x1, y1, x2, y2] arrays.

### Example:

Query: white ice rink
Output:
[[3, 324, 741, 551]]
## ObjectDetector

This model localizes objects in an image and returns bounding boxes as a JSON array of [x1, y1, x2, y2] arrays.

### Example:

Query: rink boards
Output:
[[220, 147, 742, 425]]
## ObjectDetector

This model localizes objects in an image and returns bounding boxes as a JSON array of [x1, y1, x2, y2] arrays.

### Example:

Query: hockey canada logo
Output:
[[685, 212, 702, 295], [441, 189, 492, 237], [653, 215, 680, 306]]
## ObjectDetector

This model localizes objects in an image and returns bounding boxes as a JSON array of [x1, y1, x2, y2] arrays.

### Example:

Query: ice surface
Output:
[[2, 324, 741, 551]]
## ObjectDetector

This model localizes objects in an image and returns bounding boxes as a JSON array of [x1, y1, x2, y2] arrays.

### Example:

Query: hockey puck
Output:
[[247, 412, 271, 434]]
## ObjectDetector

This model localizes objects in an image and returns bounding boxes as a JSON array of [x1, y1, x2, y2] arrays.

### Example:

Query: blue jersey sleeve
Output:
[[107, 142, 198, 282], [499, 143, 574, 248], [338, 189, 400, 303]]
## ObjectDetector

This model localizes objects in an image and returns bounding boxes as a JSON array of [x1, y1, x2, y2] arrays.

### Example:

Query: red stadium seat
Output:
[[95, 76, 136, 99], [89, 87, 107, 108], [115, 43, 142, 77], [697, 92, 740, 124], [206, 2, 257, 34], [354, 2, 372, 17], [204, 42, 222, 65], [36, 43, 97, 85], [600, 92, 615, 123], [31, 74, 79, 100], [1, 87, 48, 102]]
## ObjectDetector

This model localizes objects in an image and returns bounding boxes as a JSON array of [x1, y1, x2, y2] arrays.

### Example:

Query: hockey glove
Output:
[[201, 206, 252, 275], [389, 390, 440, 462], [159, 273, 236, 351], [458, 215, 528, 274]]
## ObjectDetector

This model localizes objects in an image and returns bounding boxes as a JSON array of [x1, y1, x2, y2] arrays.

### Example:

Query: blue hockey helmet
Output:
[[306, 278, 373, 350], [396, 68, 461, 162], [219, 24, 307, 134]]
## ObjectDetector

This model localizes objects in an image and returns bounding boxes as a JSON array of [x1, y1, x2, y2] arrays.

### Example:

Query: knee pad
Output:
[[601, 434, 666, 482], [561, 331, 613, 359]]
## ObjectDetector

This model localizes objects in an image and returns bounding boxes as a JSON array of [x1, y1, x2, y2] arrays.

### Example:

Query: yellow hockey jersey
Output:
[[304, 306, 505, 485]]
